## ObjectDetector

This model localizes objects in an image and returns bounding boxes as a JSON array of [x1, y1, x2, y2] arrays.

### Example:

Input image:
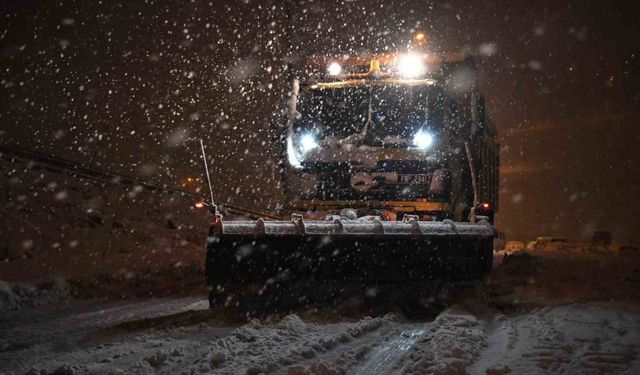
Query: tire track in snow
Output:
[[348, 324, 427, 375], [200, 315, 395, 375], [468, 315, 515, 375], [271, 318, 402, 375], [392, 310, 487, 374], [470, 304, 640, 375]]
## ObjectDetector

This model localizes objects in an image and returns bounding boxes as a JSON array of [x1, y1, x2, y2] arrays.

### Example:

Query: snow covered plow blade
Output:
[[205, 217, 494, 307]]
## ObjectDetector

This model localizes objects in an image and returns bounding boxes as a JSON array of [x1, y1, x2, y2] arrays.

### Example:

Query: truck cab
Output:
[[283, 52, 499, 222]]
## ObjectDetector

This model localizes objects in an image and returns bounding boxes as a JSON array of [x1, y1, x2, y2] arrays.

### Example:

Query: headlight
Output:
[[299, 133, 319, 153], [397, 54, 425, 78], [286, 133, 319, 169], [413, 129, 434, 150], [327, 62, 342, 76]]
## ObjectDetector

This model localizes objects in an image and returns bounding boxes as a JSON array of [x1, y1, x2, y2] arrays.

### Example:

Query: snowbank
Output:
[[0, 278, 69, 313]]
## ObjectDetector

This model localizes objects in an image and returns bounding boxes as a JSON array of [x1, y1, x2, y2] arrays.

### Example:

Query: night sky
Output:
[[2, 0, 639, 242]]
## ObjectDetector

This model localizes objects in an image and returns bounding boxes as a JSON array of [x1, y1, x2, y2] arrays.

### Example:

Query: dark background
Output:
[[2, 0, 639, 243]]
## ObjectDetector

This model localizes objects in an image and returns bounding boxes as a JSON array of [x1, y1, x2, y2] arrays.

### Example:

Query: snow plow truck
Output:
[[204, 34, 499, 309]]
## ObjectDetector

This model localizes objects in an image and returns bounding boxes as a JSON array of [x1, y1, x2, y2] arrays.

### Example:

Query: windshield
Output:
[[294, 84, 445, 143], [296, 86, 369, 138]]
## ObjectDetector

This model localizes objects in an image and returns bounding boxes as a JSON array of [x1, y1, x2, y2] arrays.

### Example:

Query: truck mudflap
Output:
[[205, 217, 494, 305]]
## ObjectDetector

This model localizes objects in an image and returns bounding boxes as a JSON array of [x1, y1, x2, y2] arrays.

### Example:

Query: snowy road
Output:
[[1, 296, 639, 374], [2, 242, 639, 374]]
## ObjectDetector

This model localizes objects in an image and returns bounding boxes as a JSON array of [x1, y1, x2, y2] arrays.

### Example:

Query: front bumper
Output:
[[294, 199, 448, 213]]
